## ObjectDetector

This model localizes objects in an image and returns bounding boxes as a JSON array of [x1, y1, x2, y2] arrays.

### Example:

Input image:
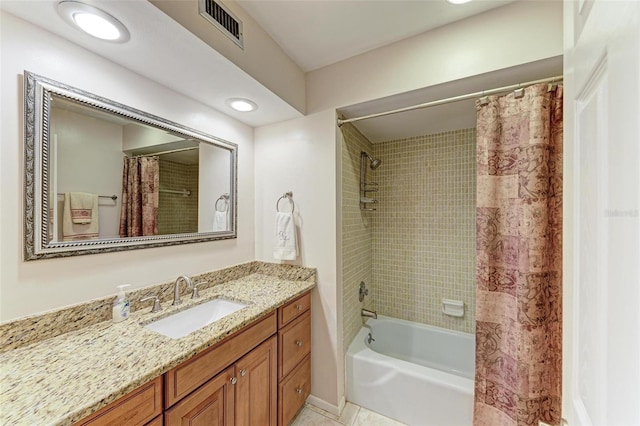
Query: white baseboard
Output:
[[306, 394, 346, 417]]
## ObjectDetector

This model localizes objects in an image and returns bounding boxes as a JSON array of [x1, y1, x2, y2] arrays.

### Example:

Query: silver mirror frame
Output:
[[23, 71, 238, 260]]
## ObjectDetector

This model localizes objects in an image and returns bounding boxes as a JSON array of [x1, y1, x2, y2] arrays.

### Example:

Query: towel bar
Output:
[[57, 193, 117, 201]]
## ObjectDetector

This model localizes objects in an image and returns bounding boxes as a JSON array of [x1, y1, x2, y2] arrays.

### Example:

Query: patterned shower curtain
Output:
[[474, 84, 563, 426], [119, 156, 159, 237]]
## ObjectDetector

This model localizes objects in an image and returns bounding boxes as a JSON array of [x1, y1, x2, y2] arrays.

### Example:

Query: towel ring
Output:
[[215, 194, 229, 213], [276, 191, 295, 213]]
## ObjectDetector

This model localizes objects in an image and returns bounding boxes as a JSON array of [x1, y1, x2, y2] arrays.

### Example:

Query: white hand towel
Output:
[[69, 192, 95, 224], [63, 192, 99, 241], [273, 212, 298, 260], [213, 211, 228, 231]]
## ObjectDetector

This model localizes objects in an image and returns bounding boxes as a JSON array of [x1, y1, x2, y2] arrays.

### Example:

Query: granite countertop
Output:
[[0, 272, 315, 426]]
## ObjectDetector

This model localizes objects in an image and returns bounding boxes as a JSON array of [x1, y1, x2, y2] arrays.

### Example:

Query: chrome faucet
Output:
[[173, 275, 193, 306], [361, 308, 377, 319]]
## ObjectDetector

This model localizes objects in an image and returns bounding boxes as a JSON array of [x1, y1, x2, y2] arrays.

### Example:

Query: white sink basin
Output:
[[144, 298, 248, 339]]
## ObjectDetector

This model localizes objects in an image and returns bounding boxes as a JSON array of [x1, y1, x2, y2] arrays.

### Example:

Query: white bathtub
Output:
[[346, 315, 475, 426]]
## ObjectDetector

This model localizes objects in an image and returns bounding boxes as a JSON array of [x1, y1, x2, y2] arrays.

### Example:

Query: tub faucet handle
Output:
[[359, 281, 369, 302], [367, 332, 375, 344]]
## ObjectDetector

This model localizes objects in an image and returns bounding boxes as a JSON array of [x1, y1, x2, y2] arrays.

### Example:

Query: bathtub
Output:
[[346, 315, 475, 426]]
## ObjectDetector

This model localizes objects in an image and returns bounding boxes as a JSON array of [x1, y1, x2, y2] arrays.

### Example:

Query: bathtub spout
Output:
[[361, 308, 377, 319]]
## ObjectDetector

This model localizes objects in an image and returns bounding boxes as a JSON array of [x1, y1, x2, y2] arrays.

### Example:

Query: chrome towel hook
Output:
[[276, 191, 295, 213]]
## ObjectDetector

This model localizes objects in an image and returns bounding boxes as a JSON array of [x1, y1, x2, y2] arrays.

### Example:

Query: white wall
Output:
[[254, 109, 342, 410], [0, 12, 255, 321], [198, 143, 232, 232], [306, 0, 563, 113], [52, 108, 124, 240], [122, 123, 184, 152]]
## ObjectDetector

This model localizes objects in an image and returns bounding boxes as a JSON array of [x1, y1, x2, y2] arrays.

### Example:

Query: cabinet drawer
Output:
[[74, 377, 162, 426], [278, 292, 310, 328], [278, 355, 311, 426], [278, 311, 311, 380], [165, 312, 277, 407]]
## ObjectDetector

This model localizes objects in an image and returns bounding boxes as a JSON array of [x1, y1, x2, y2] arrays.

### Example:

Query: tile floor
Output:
[[291, 402, 407, 426]]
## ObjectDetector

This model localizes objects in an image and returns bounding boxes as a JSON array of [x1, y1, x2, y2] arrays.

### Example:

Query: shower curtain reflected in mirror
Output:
[[474, 84, 563, 426], [118, 156, 159, 238]]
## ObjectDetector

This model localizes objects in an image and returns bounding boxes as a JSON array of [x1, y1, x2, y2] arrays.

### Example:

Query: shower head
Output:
[[362, 151, 382, 170]]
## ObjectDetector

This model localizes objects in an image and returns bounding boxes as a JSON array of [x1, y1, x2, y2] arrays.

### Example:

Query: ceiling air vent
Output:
[[199, 0, 244, 49]]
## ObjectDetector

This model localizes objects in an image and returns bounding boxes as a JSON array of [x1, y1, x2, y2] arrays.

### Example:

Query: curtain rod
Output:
[[131, 146, 198, 158], [337, 75, 563, 127]]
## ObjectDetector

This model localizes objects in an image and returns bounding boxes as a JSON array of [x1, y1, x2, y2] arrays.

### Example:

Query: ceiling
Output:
[[237, 0, 518, 72], [0, 0, 302, 128], [2, 0, 559, 142]]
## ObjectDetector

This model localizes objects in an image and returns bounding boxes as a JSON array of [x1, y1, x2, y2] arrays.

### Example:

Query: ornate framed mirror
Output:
[[24, 71, 238, 260]]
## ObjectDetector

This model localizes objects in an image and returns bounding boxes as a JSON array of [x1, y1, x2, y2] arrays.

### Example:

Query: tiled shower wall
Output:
[[158, 159, 199, 235], [371, 128, 477, 333], [340, 123, 375, 354]]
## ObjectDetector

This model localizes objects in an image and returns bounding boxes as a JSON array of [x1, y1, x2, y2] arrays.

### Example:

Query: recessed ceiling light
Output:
[[57, 1, 130, 43], [446, 0, 473, 4], [226, 98, 258, 112]]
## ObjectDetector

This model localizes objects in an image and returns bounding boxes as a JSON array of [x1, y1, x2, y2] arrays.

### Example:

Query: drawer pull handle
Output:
[[296, 340, 303, 347], [296, 304, 303, 311], [296, 388, 303, 394], [230, 377, 237, 385], [240, 369, 247, 377]]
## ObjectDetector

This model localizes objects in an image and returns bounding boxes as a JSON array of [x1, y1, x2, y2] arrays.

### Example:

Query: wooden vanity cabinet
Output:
[[164, 313, 277, 408], [73, 291, 311, 426], [164, 313, 278, 426], [277, 293, 312, 425], [165, 335, 278, 426], [165, 289, 313, 426]]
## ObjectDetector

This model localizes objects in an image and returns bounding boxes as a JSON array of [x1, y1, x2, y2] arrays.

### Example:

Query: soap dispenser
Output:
[[112, 284, 131, 323]]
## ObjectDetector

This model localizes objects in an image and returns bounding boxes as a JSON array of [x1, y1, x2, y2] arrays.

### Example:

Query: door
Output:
[[165, 366, 236, 426], [563, 1, 640, 425], [235, 337, 277, 426]]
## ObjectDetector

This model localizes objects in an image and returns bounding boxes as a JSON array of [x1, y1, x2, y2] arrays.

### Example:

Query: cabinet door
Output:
[[235, 337, 277, 426], [165, 366, 235, 426]]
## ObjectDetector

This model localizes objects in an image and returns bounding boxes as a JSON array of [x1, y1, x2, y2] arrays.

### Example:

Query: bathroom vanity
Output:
[[0, 262, 314, 426]]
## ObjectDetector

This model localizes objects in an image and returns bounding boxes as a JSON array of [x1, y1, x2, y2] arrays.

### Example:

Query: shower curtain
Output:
[[119, 156, 159, 237], [474, 84, 563, 426]]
